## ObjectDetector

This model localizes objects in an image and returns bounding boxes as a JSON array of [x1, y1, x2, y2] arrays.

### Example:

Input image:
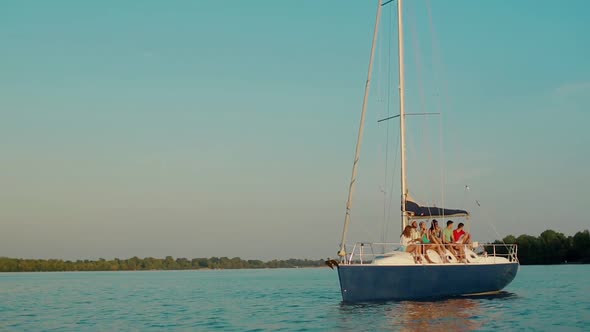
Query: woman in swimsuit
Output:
[[422, 221, 446, 261], [429, 219, 442, 242]]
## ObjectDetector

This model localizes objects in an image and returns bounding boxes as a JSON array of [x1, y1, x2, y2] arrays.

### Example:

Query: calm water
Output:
[[1, 265, 589, 331]]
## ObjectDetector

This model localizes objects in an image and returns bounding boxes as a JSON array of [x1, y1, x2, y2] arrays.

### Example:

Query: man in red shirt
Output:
[[453, 222, 471, 244]]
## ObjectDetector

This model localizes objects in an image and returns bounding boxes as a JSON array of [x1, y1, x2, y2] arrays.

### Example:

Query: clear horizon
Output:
[[1, 0, 589, 260]]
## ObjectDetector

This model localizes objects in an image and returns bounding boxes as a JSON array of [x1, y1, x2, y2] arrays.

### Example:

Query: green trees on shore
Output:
[[1, 229, 588, 272], [0, 256, 325, 272], [492, 229, 590, 265]]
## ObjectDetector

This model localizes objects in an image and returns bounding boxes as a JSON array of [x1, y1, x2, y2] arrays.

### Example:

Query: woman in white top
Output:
[[400, 225, 420, 255]]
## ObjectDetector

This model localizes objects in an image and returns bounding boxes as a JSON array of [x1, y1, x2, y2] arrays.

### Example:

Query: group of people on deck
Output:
[[400, 219, 472, 263]]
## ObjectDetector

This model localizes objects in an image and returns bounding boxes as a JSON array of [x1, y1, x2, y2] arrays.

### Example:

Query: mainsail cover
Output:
[[405, 200, 469, 218]]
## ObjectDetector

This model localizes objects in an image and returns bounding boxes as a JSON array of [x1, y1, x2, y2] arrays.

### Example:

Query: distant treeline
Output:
[[3, 229, 588, 271], [0, 256, 325, 272], [492, 229, 590, 265]]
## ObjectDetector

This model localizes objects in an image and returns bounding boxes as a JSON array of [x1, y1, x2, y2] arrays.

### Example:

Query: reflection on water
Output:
[[338, 292, 518, 331], [390, 298, 482, 331]]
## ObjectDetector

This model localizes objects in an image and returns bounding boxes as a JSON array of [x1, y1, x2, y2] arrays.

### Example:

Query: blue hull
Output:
[[337, 263, 519, 302]]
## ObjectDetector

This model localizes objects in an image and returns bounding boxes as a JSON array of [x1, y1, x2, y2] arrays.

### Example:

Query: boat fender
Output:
[[444, 250, 458, 263]]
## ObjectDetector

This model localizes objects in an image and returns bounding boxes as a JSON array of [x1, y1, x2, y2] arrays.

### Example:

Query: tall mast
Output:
[[398, 0, 408, 232], [338, 0, 383, 258]]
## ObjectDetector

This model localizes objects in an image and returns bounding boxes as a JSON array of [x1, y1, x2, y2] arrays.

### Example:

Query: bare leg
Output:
[[454, 244, 466, 262], [406, 245, 422, 263], [444, 243, 457, 257], [424, 244, 435, 263], [462, 232, 472, 245], [435, 244, 446, 260], [429, 237, 446, 260]]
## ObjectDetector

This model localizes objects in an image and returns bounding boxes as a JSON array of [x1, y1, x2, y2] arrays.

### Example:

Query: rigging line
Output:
[[463, 185, 471, 233], [377, 112, 440, 123], [425, 116, 439, 207], [381, 0, 395, 244], [378, 114, 400, 122], [474, 200, 509, 249], [393, 0, 403, 223], [338, 0, 383, 258], [378, 1, 399, 242], [403, 66, 419, 210], [409, 3, 438, 208], [423, 114, 439, 208], [439, 111, 445, 222], [425, 1, 466, 221], [386, 124, 400, 241], [406, 190, 437, 218], [463, 184, 469, 216], [425, 0, 446, 222], [382, 0, 393, 242], [404, 122, 419, 224], [376, 20, 381, 104], [426, 0, 445, 116]]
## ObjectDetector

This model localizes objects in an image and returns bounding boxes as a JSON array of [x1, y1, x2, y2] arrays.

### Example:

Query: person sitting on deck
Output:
[[410, 220, 421, 242], [421, 221, 446, 262], [453, 222, 472, 245], [442, 220, 454, 245], [442, 220, 465, 260], [429, 219, 443, 243], [400, 225, 421, 258], [418, 221, 429, 254]]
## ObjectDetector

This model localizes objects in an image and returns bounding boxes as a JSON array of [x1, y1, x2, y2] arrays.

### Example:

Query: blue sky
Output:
[[1, 0, 588, 260]]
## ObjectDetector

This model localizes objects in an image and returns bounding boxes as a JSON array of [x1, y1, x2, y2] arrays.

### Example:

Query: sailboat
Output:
[[331, 0, 519, 302]]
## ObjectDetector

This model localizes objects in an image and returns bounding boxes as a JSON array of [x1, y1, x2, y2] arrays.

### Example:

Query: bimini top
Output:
[[405, 199, 469, 218]]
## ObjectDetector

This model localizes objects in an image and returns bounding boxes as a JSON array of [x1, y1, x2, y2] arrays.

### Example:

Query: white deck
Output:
[[345, 242, 518, 266]]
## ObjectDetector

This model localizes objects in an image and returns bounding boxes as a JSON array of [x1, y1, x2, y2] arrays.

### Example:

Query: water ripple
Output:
[[0, 266, 588, 331]]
